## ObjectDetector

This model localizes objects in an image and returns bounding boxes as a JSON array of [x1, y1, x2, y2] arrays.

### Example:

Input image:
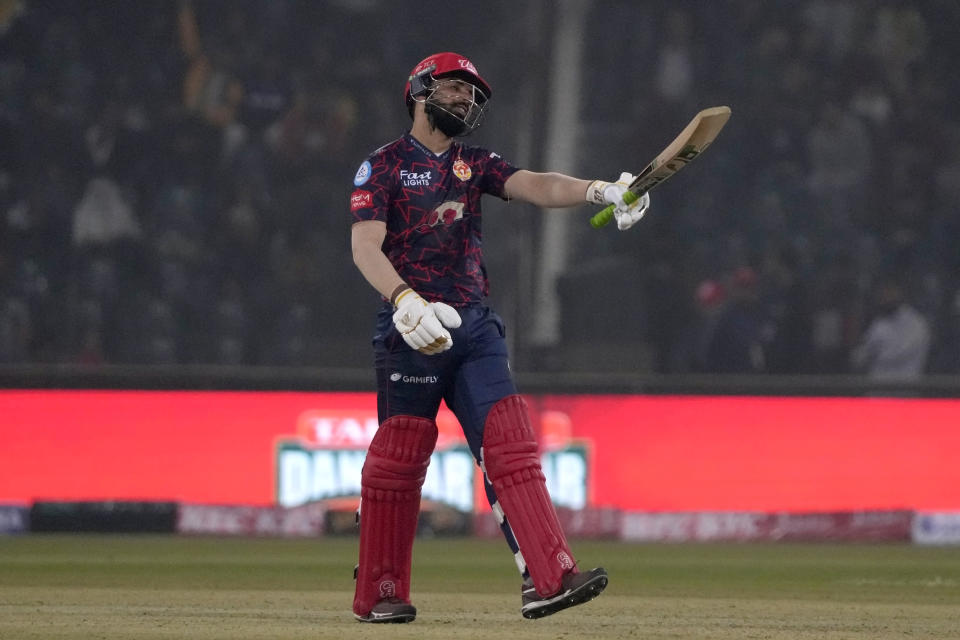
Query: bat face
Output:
[[590, 106, 731, 229], [635, 143, 707, 192], [630, 107, 731, 193]]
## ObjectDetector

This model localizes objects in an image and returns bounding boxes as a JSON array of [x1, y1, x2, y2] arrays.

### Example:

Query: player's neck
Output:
[[409, 121, 453, 156]]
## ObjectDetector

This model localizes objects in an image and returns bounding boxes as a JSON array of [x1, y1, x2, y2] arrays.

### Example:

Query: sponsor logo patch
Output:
[[414, 58, 436, 75], [406, 374, 438, 384], [353, 160, 372, 186], [351, 190, 372, 211], [389, 371, 439, 384], [400, 169, 432, 187], [453, 159, 472, 181]]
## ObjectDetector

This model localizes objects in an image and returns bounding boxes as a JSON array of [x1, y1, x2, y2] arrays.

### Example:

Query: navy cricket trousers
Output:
[[373, 302, 517, 462]]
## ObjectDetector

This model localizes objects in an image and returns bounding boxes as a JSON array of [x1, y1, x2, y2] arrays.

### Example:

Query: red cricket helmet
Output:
[[404, 52, 492, 113]]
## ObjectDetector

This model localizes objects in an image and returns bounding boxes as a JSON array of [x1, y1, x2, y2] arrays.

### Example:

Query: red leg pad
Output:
[[482, 395, 575, 597], [353, 415, 438, 617]]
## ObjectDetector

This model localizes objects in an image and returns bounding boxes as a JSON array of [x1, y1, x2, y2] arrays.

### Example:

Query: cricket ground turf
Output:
[[1, 535, 958, 639]]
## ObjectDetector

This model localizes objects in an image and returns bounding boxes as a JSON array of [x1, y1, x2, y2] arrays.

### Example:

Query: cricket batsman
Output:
[[349, 52, 649, 623]]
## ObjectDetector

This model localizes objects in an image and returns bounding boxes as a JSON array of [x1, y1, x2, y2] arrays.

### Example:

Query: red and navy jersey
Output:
[[350, 133, 519, 306]]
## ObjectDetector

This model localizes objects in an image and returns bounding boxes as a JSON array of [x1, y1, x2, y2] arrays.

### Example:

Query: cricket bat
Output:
[[590, 105, 732, 229]]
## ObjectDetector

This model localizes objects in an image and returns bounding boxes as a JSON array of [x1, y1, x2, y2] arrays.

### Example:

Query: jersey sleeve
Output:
[[350, 152, 394, 223], [477, 150, 520, 201]]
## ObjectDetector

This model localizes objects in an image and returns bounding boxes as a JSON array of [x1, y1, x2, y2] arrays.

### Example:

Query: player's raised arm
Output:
[[503, 170, 590, 207], [504, 169, 650, 230]]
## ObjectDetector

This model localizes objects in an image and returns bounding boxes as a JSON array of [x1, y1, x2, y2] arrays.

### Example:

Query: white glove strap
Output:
[[390, 284, 412, 306], [585, 180, 611, 205], [393, 287, 418, 308]]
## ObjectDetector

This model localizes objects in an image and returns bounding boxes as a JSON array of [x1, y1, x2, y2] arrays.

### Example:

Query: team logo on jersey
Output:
[[353, 160, 372, 186], [351, 190, 372, 211], [453, 159, 472, 181]]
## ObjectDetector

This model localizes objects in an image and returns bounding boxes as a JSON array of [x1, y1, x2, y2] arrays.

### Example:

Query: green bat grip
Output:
[[589, 189, 639, 229]]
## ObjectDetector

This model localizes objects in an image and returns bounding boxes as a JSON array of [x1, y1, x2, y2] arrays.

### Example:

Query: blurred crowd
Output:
[[1, 0, 958, 378], [573, 0, 960, 378], [1, 0, 391, 367]]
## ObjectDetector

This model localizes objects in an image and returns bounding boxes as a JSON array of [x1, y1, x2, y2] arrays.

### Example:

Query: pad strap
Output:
[[353, 415, 437, 617], [482, 395, 576, 596]]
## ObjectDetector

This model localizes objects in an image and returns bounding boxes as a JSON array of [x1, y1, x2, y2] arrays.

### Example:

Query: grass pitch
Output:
[[1, 535, 958, 639]]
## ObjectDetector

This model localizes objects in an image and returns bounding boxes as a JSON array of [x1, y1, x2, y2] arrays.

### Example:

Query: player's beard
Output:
[[425, 101, 470, 138]]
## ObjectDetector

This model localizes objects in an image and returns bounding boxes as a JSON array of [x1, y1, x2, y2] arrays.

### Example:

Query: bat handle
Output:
[[589, 204, 615, 229], [589, 190, 639, 229]]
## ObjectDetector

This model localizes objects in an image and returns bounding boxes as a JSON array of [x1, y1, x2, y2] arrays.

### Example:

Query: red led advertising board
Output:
[[2, 391, 959, 512]]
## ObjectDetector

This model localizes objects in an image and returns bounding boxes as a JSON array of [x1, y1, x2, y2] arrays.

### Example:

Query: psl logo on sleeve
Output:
[[353, 160, 372, 186]]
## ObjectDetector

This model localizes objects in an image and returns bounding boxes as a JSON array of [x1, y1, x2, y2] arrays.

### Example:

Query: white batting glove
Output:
[[392, 288, 462, 355], [613, 190, 649, 231], [586, 171, 651, 231]]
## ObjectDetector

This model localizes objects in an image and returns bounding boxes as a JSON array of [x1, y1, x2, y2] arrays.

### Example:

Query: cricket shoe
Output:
[[520, 567, 608, 619], [354, 598, 417, 623]]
